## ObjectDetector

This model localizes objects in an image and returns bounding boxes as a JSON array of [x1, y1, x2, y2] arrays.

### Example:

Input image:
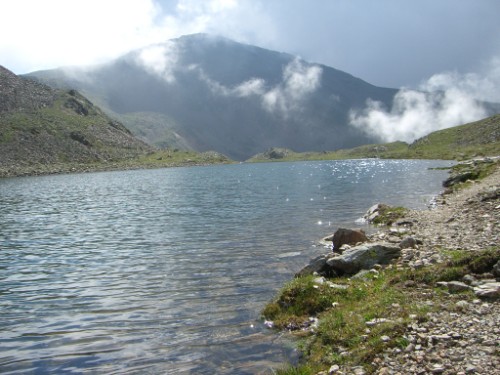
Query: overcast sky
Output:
[[1, 0, 499, 89]]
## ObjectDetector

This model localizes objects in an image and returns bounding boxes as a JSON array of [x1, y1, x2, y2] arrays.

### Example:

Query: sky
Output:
[[0, 0, 498, 88], [1, 0, 499, 142]]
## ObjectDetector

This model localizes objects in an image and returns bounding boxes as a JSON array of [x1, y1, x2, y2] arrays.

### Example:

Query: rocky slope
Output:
[[0, 66, 152, 177]]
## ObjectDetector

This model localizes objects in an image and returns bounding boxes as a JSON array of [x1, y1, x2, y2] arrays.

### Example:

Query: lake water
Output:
[[0, 159, 453, 374]]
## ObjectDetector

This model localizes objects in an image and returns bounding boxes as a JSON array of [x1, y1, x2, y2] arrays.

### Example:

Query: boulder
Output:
[[473, 282, 500, 299], [442, 171, 478, 187], [326, 242, 401, 276], [332, 228, 367, 251], [295, 254, 333, 277]]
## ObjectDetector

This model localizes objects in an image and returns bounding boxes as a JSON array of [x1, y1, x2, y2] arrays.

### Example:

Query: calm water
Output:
[[0, 160, 453, 374]]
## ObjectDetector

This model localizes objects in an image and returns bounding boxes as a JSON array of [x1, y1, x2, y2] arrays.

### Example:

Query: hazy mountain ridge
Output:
[[0, 65, 152, 175], [26, 34, 399, 160]]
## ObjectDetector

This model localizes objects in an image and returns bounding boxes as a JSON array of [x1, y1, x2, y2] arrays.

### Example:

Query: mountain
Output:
[[249, 114, 500, 161], [0, 65, 151, 175], [26, 33, 399, 160]]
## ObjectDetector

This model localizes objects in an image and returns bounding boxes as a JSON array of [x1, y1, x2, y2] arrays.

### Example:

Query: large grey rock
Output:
[[326, 242, 401, 276], [474, 282, 500, 299], [295, 255, 331, 277], [332, 228, 367, 251]]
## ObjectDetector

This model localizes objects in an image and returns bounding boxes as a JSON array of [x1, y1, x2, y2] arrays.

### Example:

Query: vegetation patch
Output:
[[263, 248, 499, 374], [369, 205, 408, 226]]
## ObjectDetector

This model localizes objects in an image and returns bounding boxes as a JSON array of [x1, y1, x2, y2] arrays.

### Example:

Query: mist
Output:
[[349, 58, 500, 143], [192, 57, 323, 117]]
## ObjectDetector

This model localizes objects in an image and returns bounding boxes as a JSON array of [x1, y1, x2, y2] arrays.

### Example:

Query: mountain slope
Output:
[[0, 65, 151, 173], [27, 34, 399, 160], [249, 114, 500, 161], [408, 113, 500, 159]]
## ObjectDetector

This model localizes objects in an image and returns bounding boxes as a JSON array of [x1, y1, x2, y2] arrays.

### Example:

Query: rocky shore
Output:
[[358, 162, 500, 375], [265, 159, 499, 375]]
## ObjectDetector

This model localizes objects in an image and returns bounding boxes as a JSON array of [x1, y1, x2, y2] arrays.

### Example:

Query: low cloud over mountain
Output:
[[350, 57, 500, 143], [25, 34, 457, 160]]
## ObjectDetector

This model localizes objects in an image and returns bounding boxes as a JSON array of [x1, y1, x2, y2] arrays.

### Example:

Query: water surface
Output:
[[0, 159, 453, 374]]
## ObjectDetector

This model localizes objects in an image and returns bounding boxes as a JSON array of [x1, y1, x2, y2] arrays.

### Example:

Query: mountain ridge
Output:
[[26, 34, 399, 160]]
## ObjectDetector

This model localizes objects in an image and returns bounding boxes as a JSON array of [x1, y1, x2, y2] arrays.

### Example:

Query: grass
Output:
[[263, 247, 500, 374]]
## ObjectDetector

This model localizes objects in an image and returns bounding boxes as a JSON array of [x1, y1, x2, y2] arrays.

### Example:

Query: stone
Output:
[[295, 254, 330, 277], [492, 260, 500, 278], [465, 364, 476, 373], [443, 171, 477, 188], [447, 281, 473, 293], [326, 242, 401, 276], [430, 364, 445, 373], [455, 300, 470, 310], [473, 282, 500, 299], [399, 236, 418, 249], [328, 364, 340, 374], [332, 228, 368, 250]]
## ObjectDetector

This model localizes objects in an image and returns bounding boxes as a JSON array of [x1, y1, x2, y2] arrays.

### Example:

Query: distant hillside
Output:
[[26, 33, 399, 160], [248, 114, 500, 162], [408, 114, 500, 159], [0, 65, 152, 176]]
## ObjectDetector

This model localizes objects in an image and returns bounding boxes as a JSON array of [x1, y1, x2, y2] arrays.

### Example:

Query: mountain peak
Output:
[[26, 38, 399, 160]]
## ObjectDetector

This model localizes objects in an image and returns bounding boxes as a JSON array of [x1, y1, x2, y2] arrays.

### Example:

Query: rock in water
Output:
[[332, 228, 368, 251], [326, 242, 401, 276], [295, 255, 332, 277]]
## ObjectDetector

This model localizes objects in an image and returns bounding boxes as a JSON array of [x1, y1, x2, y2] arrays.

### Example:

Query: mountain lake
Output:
[[0, 159, 454, 374]]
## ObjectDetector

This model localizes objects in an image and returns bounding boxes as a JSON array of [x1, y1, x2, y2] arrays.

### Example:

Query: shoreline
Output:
[[0, 154, 234, 179], [264, 158, 499, 375]]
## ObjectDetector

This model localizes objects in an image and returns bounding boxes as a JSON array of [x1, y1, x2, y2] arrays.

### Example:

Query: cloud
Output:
[[234, 78, 266, 97], [136, 42, 179, 83], [261, 59, 322, 114], [349, 58, 500, 142], [191, 58, 322, 116], [0, 0, 276, 75], [0, 0, 165, 72]]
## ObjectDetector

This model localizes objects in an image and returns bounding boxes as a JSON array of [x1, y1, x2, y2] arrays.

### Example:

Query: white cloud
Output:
[[1, 0, 165, 72], [234, 78, 266, 97], [0, 0, 277, 74], [349, 58, 500, 142], [136, 42, 179, 83], [261, 59, 322, 115], [191, 58, 322, 116]]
